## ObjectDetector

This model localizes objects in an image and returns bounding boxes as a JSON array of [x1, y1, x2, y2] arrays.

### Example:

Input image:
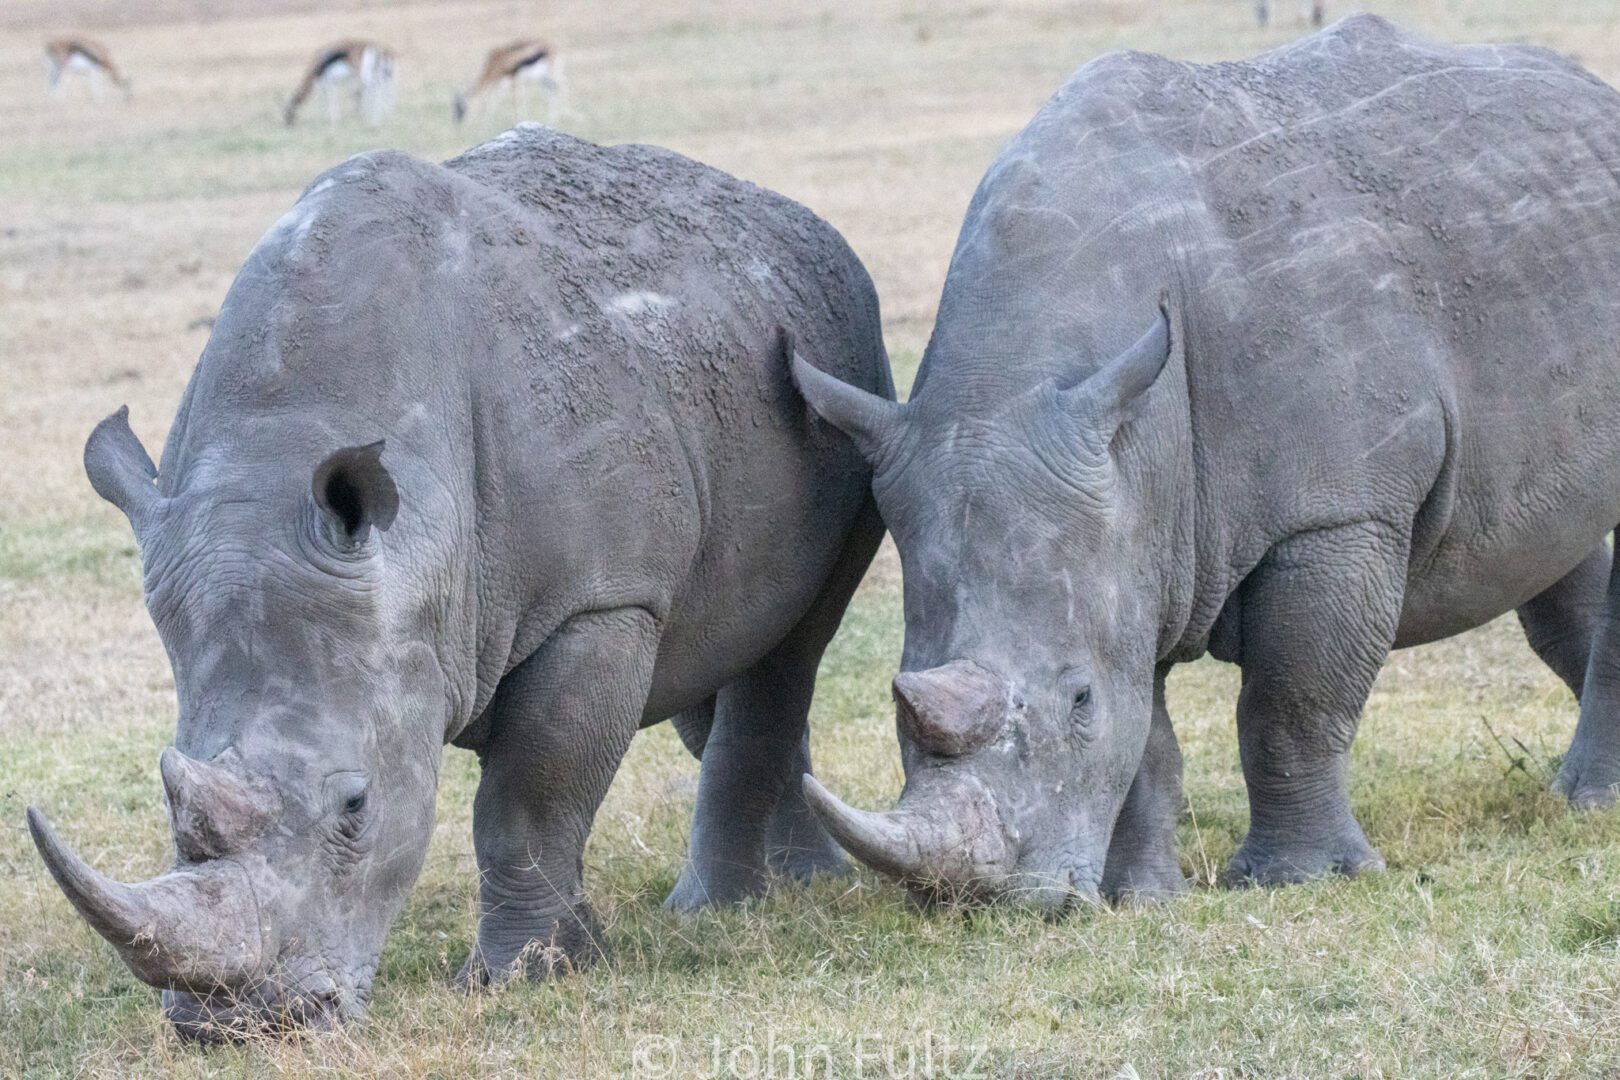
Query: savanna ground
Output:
[[4, 0, 1620, 1075]]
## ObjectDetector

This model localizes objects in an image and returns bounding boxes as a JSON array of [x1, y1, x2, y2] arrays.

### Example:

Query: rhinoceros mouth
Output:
[[904, 855, 1103, 912], [162, 973, 370, 1043]]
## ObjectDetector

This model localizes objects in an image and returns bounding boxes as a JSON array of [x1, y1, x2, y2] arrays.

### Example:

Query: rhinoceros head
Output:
[[793, 301, 1180, 907], [28, 406, 443, 1040]]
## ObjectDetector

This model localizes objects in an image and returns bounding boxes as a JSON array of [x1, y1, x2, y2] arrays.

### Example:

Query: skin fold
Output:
[[29, 124, 893, 1040], [796, 15, 1620, 906]]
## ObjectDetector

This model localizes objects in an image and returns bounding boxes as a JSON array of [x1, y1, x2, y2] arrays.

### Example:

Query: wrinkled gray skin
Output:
[[27, 124, 891, 1039], [796, 15, 1620, 908]]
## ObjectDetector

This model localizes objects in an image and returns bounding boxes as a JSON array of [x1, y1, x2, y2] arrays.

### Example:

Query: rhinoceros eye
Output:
[[334, 791, 370, 846], [1069, 685, 1096, 742]]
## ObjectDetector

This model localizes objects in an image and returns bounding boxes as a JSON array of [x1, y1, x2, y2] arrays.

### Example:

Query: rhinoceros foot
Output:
[[765, 801, 850, 884], [1550, 715, 1620, 809], [1101, 852, 1188, 906], [664, 780, 851, 914], [457, 900, 607, 988], [1224, 826, 1384, 888], [664, 860, 768, 914], [768, 841, 849, 884], [1552, 761, 1620, 810]]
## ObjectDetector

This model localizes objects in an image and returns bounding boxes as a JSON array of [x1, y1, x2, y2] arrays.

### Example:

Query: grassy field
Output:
[[6, 0, 1620, 1075]]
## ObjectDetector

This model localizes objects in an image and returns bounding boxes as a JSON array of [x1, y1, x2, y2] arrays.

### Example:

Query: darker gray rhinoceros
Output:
[[26, 125, 891, 1038], [795, 15, 1620, 906]]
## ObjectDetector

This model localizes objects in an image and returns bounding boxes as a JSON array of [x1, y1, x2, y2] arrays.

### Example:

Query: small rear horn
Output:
[[892, 659, 1007, 757]]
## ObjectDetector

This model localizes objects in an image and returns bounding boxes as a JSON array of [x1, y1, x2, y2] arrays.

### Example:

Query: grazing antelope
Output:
[[454, 40, 564, 125], [43, 37, 131, 102], [1256, 0, 1325, 28], [283, 39, 396, 127]]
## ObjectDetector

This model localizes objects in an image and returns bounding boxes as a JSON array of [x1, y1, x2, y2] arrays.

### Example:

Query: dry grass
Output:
[[5, 0, 1620, 1075]]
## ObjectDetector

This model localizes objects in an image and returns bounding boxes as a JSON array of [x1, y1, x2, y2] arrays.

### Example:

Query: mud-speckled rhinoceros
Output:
[[796, 15, 1620, 905], [27, 125, 891, 1038]]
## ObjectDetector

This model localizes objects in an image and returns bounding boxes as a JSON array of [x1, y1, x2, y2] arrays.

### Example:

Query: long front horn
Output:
[[26, 807, 263, 991], [801, 774, 1013, 889], [801, 775, 925, 878]]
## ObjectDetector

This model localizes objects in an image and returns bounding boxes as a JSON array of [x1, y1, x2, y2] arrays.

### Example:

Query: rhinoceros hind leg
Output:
[[466, 607, 657, 983], [665, 500, 882, 912], [763, 731, 848, 882], [669, 696, 717, 760], [1550, 537, 1620, 808], [1224, 522, 1406, 887], [1101, 665, 1188, 903], [663, 653, 834, 912], [669, 697, 843, 882], [1517, 544, 1608, 702]]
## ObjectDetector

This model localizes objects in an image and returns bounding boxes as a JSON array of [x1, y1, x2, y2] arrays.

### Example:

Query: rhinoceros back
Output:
[[444, 124, 886, 415], [442, 126, 890, 712], [938, 13, 1620, 385], [932, 13, 1620, 645]]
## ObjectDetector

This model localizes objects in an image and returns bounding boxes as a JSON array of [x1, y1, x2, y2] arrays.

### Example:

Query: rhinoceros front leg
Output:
[[464, 607, 657, 984], [1553, 540, 1620, 808], [1100, 665, 1188, 903], [1225, 522, 1407, 886], [762, 731, 848, 881]]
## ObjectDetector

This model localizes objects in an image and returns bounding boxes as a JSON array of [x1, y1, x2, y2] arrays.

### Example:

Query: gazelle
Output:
[[43, 37, 132, 102], [453, 40, 564, 125], [1256, 0, 1325, 27], [283, 40, 396, 127]]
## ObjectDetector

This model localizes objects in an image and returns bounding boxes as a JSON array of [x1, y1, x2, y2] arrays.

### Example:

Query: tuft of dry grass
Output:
[[5, 0, 1620, 1075]]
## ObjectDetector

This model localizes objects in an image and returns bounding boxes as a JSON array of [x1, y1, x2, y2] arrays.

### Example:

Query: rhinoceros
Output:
[[27, 125, 891, 1037], [794, 15, 1620, 906]]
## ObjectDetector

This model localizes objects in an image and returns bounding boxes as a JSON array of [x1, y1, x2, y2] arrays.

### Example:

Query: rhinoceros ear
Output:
[[84, 406, 161, 531], [787, 329, 902, 462], [312, 441, 398, 549], [1057, 295, 1176, 449]]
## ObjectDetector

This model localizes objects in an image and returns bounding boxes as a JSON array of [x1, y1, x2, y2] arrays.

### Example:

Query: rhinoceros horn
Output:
[[160, 747, 278, 862], [892, 660, 1007, 758], [27, 753, 269, 991], [801, 772, 1013, 890], [801, 775, 926, 878]]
